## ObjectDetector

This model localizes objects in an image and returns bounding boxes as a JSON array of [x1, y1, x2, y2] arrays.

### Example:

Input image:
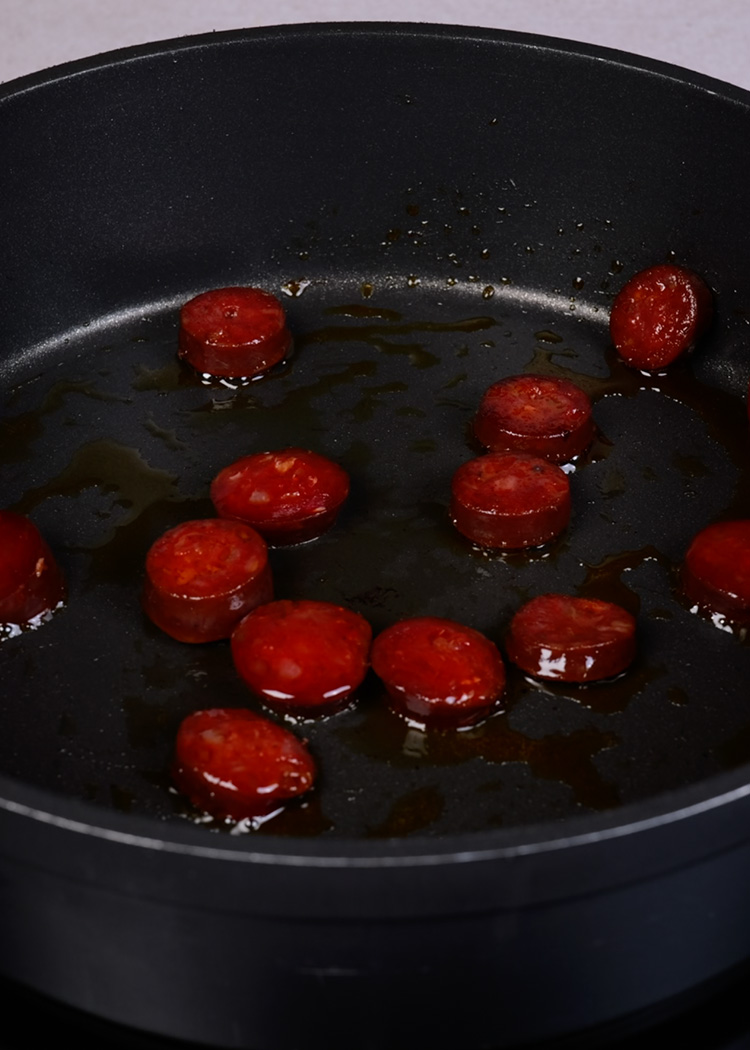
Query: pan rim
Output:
[[3, 762, 750, 866], [1, 19, 749, 111]]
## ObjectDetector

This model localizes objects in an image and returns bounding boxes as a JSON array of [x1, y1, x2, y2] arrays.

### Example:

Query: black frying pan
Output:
[[3, 22, 750, 1049]]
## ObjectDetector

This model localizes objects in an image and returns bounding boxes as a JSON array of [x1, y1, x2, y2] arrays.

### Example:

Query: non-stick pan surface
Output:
[[3, 22, 750, 1050]]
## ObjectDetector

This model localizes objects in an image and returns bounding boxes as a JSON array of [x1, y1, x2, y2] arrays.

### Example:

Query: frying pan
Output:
[[3, 21, 750, 1049]]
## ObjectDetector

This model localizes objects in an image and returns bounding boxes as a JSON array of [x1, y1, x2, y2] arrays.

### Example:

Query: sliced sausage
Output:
[[473, 374, 594, 463], [0, 510, 65, 628], [682, 519, 750, 626], [450, 451, 571, 549], [178, 286, 292, 379], [142, 519, 272, 643], [506, 593, 636, 682], [609, 263, 713, 370], [231, 599, 372, 716], [371, 616, 506, 728], [211, 448, 350, 546], [172, 707, 316, 821]]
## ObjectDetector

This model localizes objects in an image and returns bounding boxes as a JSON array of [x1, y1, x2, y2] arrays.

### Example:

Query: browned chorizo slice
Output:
[[172, 707, 316, 821], [231, 599, 372, 716], [179, 286, 291, 379], [506, 594, 636, 682], [609, 264, 713, 370], [371, 615, 505, 728], [142, 519, 272, 643], [211, 448, 350, 545], [473, 374, 594, 463], [450, 452, 571, 549], [682, 520, 750, 626], [0, 510, 65, 629]]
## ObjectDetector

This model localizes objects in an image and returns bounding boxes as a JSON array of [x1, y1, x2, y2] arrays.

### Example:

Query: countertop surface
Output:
[[2, 0, 750, 93]]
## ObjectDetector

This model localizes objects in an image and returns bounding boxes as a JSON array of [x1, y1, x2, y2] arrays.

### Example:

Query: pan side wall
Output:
[[2, 833, 750, 1047]]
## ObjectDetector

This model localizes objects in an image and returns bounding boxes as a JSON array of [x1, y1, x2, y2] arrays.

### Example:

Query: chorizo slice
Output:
[[506, 594, 636, 683], [473, 374, 594, 463], [682, 519, 750, 626], [450, 451, 571, 549], [178, 286, 291, 379], [142, 518, 272, 643], [172, 707, 316, 821], [211, 448, 350, 546], [0, 510, 65, 628], [371, 616, 506, 728], [609, 263, 713, 371], [231, 599, 372, 716]]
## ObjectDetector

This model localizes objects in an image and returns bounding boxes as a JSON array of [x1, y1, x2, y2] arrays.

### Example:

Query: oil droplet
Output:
[[299, 315, 497, 373], [482, 286, 495, 300], [671, 453, 712, 479], [280, 279, 311, 298], [0, 380, 133, 467], [410, 438, 437, 454], [360, 282, 374, 298], [534, 330, 564, 344], [337, 697, 620, 813], [366, 785, 444, 837], [598, 467, 626, 500], [579, 545, 670, 616], [572, 276, 585, 290], [143, 419, 187, 452], [325, 303, 402, 321], [522, 652, 665, 714], [131, 360, 184, 393], [10, 439, 181, 529]]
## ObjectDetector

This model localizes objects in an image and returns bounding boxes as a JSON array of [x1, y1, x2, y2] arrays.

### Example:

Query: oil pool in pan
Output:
[[1, 276, 749, 840]]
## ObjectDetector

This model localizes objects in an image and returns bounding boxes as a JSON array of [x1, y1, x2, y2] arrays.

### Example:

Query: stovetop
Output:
[[1, 960, 749, 1050]]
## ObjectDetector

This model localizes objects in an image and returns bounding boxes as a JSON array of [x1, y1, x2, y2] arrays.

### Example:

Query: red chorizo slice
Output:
[[211, 448, 350, 546], [231, 599, 372, 716], [0, 510, 65, 628], [473, 374, 594, 463], [506, 594, 636, 683], [172, 707, 316, 821], [178, 286, 292, 379], [609, 263, 713, 371], [371, 616, 506, 728], [682, 520, 750, 626], [450, 451, 571, 549], [142, 519, 272, 643]]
